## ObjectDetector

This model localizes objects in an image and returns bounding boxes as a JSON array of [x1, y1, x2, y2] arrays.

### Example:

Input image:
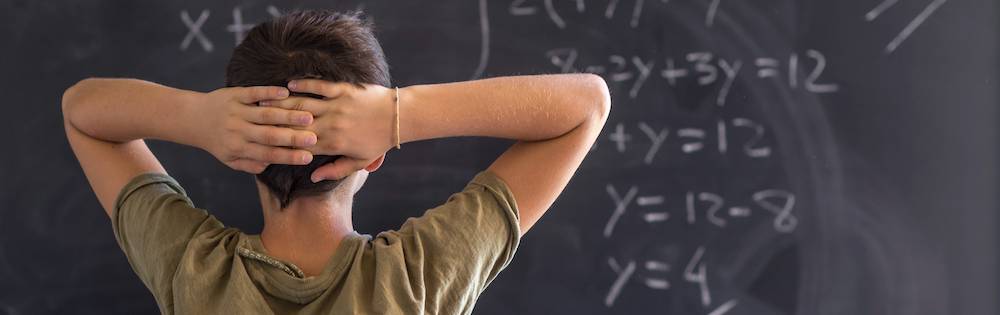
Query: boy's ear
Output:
[[364, 154, 385, 172]]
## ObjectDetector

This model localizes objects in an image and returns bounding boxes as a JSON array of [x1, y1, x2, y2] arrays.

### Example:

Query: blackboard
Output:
[[1, 0, 997, 314]]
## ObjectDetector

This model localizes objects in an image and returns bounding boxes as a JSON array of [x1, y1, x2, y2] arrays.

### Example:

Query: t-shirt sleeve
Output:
[[111, 173, 224, 306], [373, 170, 521, 312]]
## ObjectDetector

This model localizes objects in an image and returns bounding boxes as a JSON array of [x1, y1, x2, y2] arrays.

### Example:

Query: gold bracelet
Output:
[[394, 87, 401, 149]]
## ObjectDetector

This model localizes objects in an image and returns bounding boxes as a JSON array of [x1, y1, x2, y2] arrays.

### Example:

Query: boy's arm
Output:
[[398, 75, 610, 234], [268, 74, 611, 234], [62, 78, 319, 217]]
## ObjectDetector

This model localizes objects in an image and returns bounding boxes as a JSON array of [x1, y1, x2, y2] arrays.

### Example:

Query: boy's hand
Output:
[[261, 80, 395, 180], [195, 86, 319, 174]]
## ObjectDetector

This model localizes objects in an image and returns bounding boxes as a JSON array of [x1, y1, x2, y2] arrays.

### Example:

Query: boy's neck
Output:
[[259, 197, 355, 277]]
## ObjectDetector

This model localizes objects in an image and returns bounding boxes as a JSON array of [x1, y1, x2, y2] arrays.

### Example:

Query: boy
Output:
[[63, 10, 609, 314]]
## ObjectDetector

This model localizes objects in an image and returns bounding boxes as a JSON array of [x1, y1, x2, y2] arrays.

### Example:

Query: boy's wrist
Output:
[[167, 89, 211, 150], [397, 85, 421, 145]]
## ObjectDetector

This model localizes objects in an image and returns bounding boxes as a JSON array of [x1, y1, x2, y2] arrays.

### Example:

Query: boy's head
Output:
[[225, 10, 389, 208]]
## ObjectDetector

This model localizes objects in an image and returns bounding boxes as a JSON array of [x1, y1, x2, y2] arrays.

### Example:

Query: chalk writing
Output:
[[603, 184, 638, 238], [605, 257, 637, 306], [705, 0, 723, 27], [179, 10, 212, 52], [866, 0, 949, 54], [602, 119, 773, 162], [603, 186, 797, 237], [509, 0, 538, 15], [753, 189, 798, 233], [684, 246, 711, 306], [495, 0, 944, 312], [545, 48, 839, 105], [604, 246, 741, 314], [226, 7, 254, 45], [599, 186, 794, 310], [513, 0, 714, 29], [179, 5, 282, 52], [637, 122, 668, 164], [472, 0, 490, 79], [512, 0, 942, 56], [507, 3, 820, 313], [709, 299, 740, 315]]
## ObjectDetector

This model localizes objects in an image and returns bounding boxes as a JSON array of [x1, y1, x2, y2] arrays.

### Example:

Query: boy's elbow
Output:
[[62, 78, 89, 118], [62, 83, 80, 128], [62, 78, 103, 125], [582, 73, 611, 123]]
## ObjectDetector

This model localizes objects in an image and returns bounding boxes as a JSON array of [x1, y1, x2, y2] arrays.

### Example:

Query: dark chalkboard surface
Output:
[[1, 0, 997, 314]]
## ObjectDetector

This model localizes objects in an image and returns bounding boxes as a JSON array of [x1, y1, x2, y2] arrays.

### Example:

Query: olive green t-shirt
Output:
[[112, 171, 521, 314]]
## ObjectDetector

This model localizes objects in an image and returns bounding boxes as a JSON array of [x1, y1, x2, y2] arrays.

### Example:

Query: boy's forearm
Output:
[[398, 74, 610, 144], [62, 78, 204, 148]]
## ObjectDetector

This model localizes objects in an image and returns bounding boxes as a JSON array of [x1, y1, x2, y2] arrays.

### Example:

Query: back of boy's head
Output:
[[224, 10, 390, 209]]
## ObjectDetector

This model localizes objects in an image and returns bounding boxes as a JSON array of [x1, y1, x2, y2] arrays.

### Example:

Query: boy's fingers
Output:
[[229, 159, 268, 174], [236, 86, 289, 104], [244, 144, 313, 165], [243, 106, 313, 126], [259, 97, 328, 116], [288, 79, 349, 99], [245, 125, 317, 147]]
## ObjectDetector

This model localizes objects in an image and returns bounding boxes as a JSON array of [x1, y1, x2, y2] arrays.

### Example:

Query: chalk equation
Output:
[[606, 246, 740, 315], [603, 185, 797, 238], [546, 48, 839, 105], [599, 118, 772, 164], [601, 184, 794, 314], [513, 2, 809, 313]]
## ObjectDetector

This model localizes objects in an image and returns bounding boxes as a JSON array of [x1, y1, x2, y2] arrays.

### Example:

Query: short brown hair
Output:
[[225, 10, 390, 208]]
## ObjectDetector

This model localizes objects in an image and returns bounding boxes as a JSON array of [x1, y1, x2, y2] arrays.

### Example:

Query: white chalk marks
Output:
[[599, 181, 798, 312], [709, 299, 740, 315], [266, 5, 281, 17], [607, 123, 632, 153], [600, 119, 773, 164], [180, 10, 212, 52], [509, 0, 538, 15], [604, 245, 742, 313], [471, 0, 491, 79], [601, 185, 798, 239], [705, 0, 722, 27], [754, 51, 839, 94], [512, 0, 944, 55], [179, 5, 282, 52], [865, 0, 899, 21], [684, 246, 711, 306], [226, 7, 254, 45], [178, 2, 492, 79], [603, 184, 797, 239], [605, 256, 674, 306], [543, 0, 566, 28], [866, 0, 949, 54], [637, 122, 668, 164], [753, 189, 798, 233], [604, 184, 638, 238], [604, 257, 637, 306], [544, 48, 839, 107], [513, 0, 730, 30]]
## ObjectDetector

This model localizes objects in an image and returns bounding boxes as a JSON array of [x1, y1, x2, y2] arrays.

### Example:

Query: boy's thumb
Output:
[[310, 158, 359, 183]]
